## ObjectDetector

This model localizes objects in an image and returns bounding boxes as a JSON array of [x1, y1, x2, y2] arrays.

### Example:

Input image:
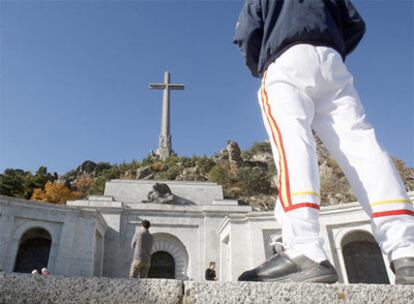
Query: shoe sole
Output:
[[263, 272, 338, 284], [396, 276, 414, 285]]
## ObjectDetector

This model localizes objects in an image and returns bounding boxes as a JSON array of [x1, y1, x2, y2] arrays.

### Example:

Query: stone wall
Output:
[[67, 197, 251, 281], [1, 273, 413, 304], [0, 196, 107, 277]]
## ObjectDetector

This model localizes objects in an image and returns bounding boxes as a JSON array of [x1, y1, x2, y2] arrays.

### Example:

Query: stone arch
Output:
[[12, 221, 60, 245], [150, 233, 189, 280], [341, 230, 389, 284], [341, 229, 376, 247], [148, 251, 175, 279], [7, 221, 61, 274], [13, 227, 52, 273]]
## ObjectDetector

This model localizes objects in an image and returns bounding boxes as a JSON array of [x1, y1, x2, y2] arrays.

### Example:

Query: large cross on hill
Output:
[[149, 71, 185, 160]]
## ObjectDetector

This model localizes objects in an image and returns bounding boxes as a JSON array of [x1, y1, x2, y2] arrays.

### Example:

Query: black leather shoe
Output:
[[391, 257, 414, 285], [238, 253, 338, 283]]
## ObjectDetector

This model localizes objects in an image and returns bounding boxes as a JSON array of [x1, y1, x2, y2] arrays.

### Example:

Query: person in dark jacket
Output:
[[205, 261, 217, 281], [234, 0, 414, 284], [234, 0, 365, 77]]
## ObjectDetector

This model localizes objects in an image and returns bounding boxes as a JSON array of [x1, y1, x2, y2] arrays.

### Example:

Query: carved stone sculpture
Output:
[[142, 183, 175, 204]]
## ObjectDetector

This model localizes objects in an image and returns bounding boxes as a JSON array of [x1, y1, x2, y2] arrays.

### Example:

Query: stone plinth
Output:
[[103, 179, 224, 205]]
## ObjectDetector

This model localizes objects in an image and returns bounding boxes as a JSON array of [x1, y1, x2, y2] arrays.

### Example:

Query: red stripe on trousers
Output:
[[372, 210, 414, 218], [261, 72, 292, 209], [285, 202, 320, 212]]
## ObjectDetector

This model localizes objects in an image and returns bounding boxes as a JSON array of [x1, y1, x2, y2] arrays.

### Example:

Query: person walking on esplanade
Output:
[[234, 0, 414, 284], [129, 220, 154, 279]]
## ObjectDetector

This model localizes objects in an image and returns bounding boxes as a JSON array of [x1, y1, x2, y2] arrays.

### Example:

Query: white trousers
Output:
[[258, 44, 414, 263]]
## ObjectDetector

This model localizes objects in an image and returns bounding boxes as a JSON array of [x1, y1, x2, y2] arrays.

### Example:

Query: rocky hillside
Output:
[[60, 140, 414, 210], [1, 140, 413, 210]]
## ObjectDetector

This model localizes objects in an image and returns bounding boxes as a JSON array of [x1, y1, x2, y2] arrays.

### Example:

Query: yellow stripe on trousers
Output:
[[261, 71, 292, 209]]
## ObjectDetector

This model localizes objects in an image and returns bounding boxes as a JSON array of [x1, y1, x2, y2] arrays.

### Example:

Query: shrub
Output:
[[89, 176, 106, 195], [249, 142, 272, 155], [208, 165, 227, 185], [237, 167, 271, 195], [151, 162, 166, 172]]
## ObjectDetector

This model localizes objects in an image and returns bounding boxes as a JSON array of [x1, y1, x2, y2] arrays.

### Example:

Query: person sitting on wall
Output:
[[129, 220, 154, 279], [31, 269, 38, 275], [205, 261, 217, 281]]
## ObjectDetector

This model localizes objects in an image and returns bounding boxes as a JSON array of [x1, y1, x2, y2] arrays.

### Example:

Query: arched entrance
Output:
[[149, 233, 189, 280], [14, 227, 52, 273], [148, 251, 175, 279], [341, 230, 389, 284]]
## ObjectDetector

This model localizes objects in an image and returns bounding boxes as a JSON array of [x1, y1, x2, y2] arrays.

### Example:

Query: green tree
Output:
[[24, 166, 56, 198], [0, 169, 27, 197], [89, 176, 106, 195]]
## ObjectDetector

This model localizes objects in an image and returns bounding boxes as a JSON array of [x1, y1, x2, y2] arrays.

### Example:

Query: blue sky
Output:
[[0, 0, 413, 174]]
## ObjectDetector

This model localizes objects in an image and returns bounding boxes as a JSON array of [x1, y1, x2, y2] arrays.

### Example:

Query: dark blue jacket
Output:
[[234, 0, 365, 77]]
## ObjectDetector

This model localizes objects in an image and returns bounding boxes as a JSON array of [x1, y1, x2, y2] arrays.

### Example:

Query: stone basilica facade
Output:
[[1, 179, 412, 284]]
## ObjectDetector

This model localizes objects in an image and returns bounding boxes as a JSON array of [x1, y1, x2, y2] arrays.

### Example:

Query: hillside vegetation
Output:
[[1, 140, 413, 210]]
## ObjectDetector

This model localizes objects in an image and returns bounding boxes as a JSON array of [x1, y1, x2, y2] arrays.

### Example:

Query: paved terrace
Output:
[[1, 273, 412, 304]]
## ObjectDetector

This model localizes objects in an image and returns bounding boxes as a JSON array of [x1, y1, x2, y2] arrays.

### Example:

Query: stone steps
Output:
[[1, 273, 413, 304]]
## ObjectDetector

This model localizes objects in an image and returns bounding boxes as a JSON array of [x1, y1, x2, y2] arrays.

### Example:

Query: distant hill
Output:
[[1, 140, 413, 210]]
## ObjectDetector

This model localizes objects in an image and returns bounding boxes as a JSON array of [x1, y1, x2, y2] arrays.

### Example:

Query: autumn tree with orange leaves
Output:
[[31, 182, 79, 204], [75, 176, 95, 198]]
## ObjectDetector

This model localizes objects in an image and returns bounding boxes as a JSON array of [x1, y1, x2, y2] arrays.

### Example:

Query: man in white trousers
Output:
[[234, 0, 414, 284]]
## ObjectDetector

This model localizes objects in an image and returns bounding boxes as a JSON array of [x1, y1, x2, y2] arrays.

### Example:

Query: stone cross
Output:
[[149, 71, 185, 160]]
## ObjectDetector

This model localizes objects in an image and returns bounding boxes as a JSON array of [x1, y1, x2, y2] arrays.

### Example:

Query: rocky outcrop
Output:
[[136, 166, 154, 180], [77, 160, 98, 175], [226, 141, 243, 168], [250, 150, 273, 163]]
